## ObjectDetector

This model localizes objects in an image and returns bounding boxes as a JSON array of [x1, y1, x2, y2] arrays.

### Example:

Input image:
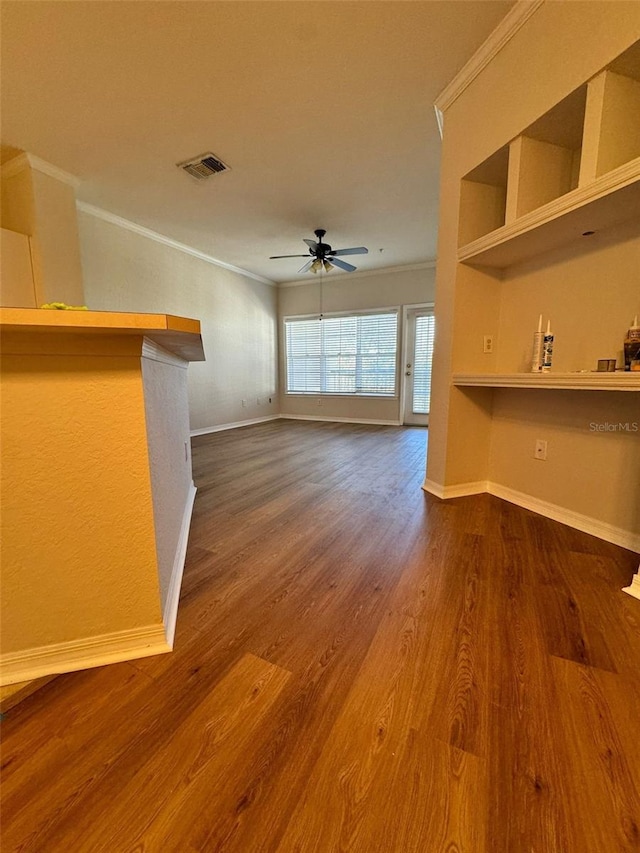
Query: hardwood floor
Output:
[[2, 419, 639, 852]]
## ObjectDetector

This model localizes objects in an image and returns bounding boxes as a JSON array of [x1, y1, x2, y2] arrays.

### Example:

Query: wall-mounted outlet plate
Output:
[[483, 335, 494, 354], [534, 439, 547, 460]]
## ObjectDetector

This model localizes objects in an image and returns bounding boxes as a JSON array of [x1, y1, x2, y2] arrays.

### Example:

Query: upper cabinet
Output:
[[458, 40, 640, 269]]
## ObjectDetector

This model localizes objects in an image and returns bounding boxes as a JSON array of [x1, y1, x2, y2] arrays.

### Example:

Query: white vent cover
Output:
[[178, 152, 229, 180]]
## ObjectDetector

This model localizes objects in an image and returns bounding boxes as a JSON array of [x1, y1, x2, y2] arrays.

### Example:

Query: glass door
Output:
[[402, 307, 435, 426]]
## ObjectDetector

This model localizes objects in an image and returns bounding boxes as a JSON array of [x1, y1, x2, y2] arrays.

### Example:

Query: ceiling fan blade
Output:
[[269, 254, 311, 259], [303, 239, 318, 252], [329, 247, 369, 257], [298, 259, 314, 274], [329, 256, 357, 273]]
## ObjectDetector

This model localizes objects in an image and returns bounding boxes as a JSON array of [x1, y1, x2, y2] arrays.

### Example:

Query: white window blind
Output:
[[285, 312, 398, 396], [412, 313, 435, 414]]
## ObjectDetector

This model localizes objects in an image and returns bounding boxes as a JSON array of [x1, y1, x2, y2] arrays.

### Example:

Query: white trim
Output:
[[487, 482, 640, 552], [76, 202, 276, 287], [421, 479, 640, 551], [622, 569, 640, 600], [190, 414, 280, 436], [0, 624, 170, 687], [453, 372, 640, 392], [280, 414, 401, 427], [141, 338, 188, 369], [284, 306, 399, 322], [162, 482, 197, 647], [278, 260, 437, 288], [422, 479, 487, 499], [434, 105, 444, 140], [434, 0, 544, 113], [1, 152, 81, 188]]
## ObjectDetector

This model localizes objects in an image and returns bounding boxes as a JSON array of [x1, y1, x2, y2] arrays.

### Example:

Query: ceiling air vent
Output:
[[178, 152, 229, 181]]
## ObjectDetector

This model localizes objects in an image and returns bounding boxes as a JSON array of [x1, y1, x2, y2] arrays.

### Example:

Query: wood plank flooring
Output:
[[2, 419, 639, 852]]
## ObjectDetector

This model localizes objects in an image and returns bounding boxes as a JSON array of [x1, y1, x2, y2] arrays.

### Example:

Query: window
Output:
[[285, 311, 398, 396]]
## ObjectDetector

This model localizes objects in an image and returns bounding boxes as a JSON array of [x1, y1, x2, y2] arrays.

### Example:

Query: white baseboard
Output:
[[191, 415, 279, 436], [162, 481, 197, 647], [622, 570, 640, 600], [0, 624, 170, 687], [422, 478, 640, 552], [422, 478, 487, 499], [280, 414, 402, 427], [487, 482, 640, 553]]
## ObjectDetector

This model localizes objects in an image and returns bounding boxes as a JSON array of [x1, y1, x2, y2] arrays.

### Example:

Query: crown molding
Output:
[[1, 152, 81, 188], [434, 105, 444, 140], [434, 0, 544, 114], [76, 202, 276, 286], [278, 260, 437, 288]]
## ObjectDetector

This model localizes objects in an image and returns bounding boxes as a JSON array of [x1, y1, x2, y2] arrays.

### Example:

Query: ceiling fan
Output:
[[269, 229, 368, 274]]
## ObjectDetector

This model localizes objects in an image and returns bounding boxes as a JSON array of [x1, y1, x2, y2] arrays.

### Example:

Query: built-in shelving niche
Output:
[[508, 85, 586, 218], [584, 39, 640, 180], [458, 146, 509, 246], [457, 40, 640, 268]]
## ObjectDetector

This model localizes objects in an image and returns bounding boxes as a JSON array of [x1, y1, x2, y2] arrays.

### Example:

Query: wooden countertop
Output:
[[0, 308, 205, 361]]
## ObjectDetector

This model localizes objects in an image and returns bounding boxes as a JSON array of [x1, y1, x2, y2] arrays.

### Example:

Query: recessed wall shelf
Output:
[[452, 372, 640, 391], [458, 42, 640, 269], [458, 157, 640, 268]]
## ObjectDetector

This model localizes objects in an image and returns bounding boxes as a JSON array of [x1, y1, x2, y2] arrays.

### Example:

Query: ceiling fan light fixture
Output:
[[269, 230, 368, 274]]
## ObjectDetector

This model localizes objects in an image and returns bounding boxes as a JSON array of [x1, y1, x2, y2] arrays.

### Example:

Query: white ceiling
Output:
[[1, 1, 513, 284]]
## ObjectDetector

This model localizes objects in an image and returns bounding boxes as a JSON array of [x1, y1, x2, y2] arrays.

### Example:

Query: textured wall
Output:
[[0, 333, 161, 654], [141, 348, 192, 610], [79, 210, 278, 431]]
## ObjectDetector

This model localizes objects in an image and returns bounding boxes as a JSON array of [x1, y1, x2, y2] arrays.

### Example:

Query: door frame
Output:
[[400, 302, 434, 426]]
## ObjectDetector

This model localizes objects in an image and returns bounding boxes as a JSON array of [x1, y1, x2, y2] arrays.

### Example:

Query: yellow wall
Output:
[[0, 333, 162, 655], [427, 2, 640, 541]]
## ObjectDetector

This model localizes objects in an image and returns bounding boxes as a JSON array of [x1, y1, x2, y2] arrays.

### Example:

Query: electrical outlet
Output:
[[241, 399, 247, 407], [268, 397, 272, 404], [483, 335, 494, 354], [534, 439, 547, 461], [317, 398, 322, 406]]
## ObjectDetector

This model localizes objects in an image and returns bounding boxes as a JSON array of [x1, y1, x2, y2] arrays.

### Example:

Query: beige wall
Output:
[[0, 228, 35, 307], [30, 169, 84, 306], [0, 158, 84, 306], [427, 2, 640, 540], [78, 211, 278, 432], [278, 266, 435, 423]]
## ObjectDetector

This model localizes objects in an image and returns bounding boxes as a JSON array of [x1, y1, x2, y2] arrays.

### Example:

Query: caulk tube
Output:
[[541, 320, 554, 372], [531, 313, 544, 372], [624, 315, 640, 371]]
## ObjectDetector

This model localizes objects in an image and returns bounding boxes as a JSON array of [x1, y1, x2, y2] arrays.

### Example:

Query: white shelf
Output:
[[458, 157, 640, 268], [453, 372, 640, 391]]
